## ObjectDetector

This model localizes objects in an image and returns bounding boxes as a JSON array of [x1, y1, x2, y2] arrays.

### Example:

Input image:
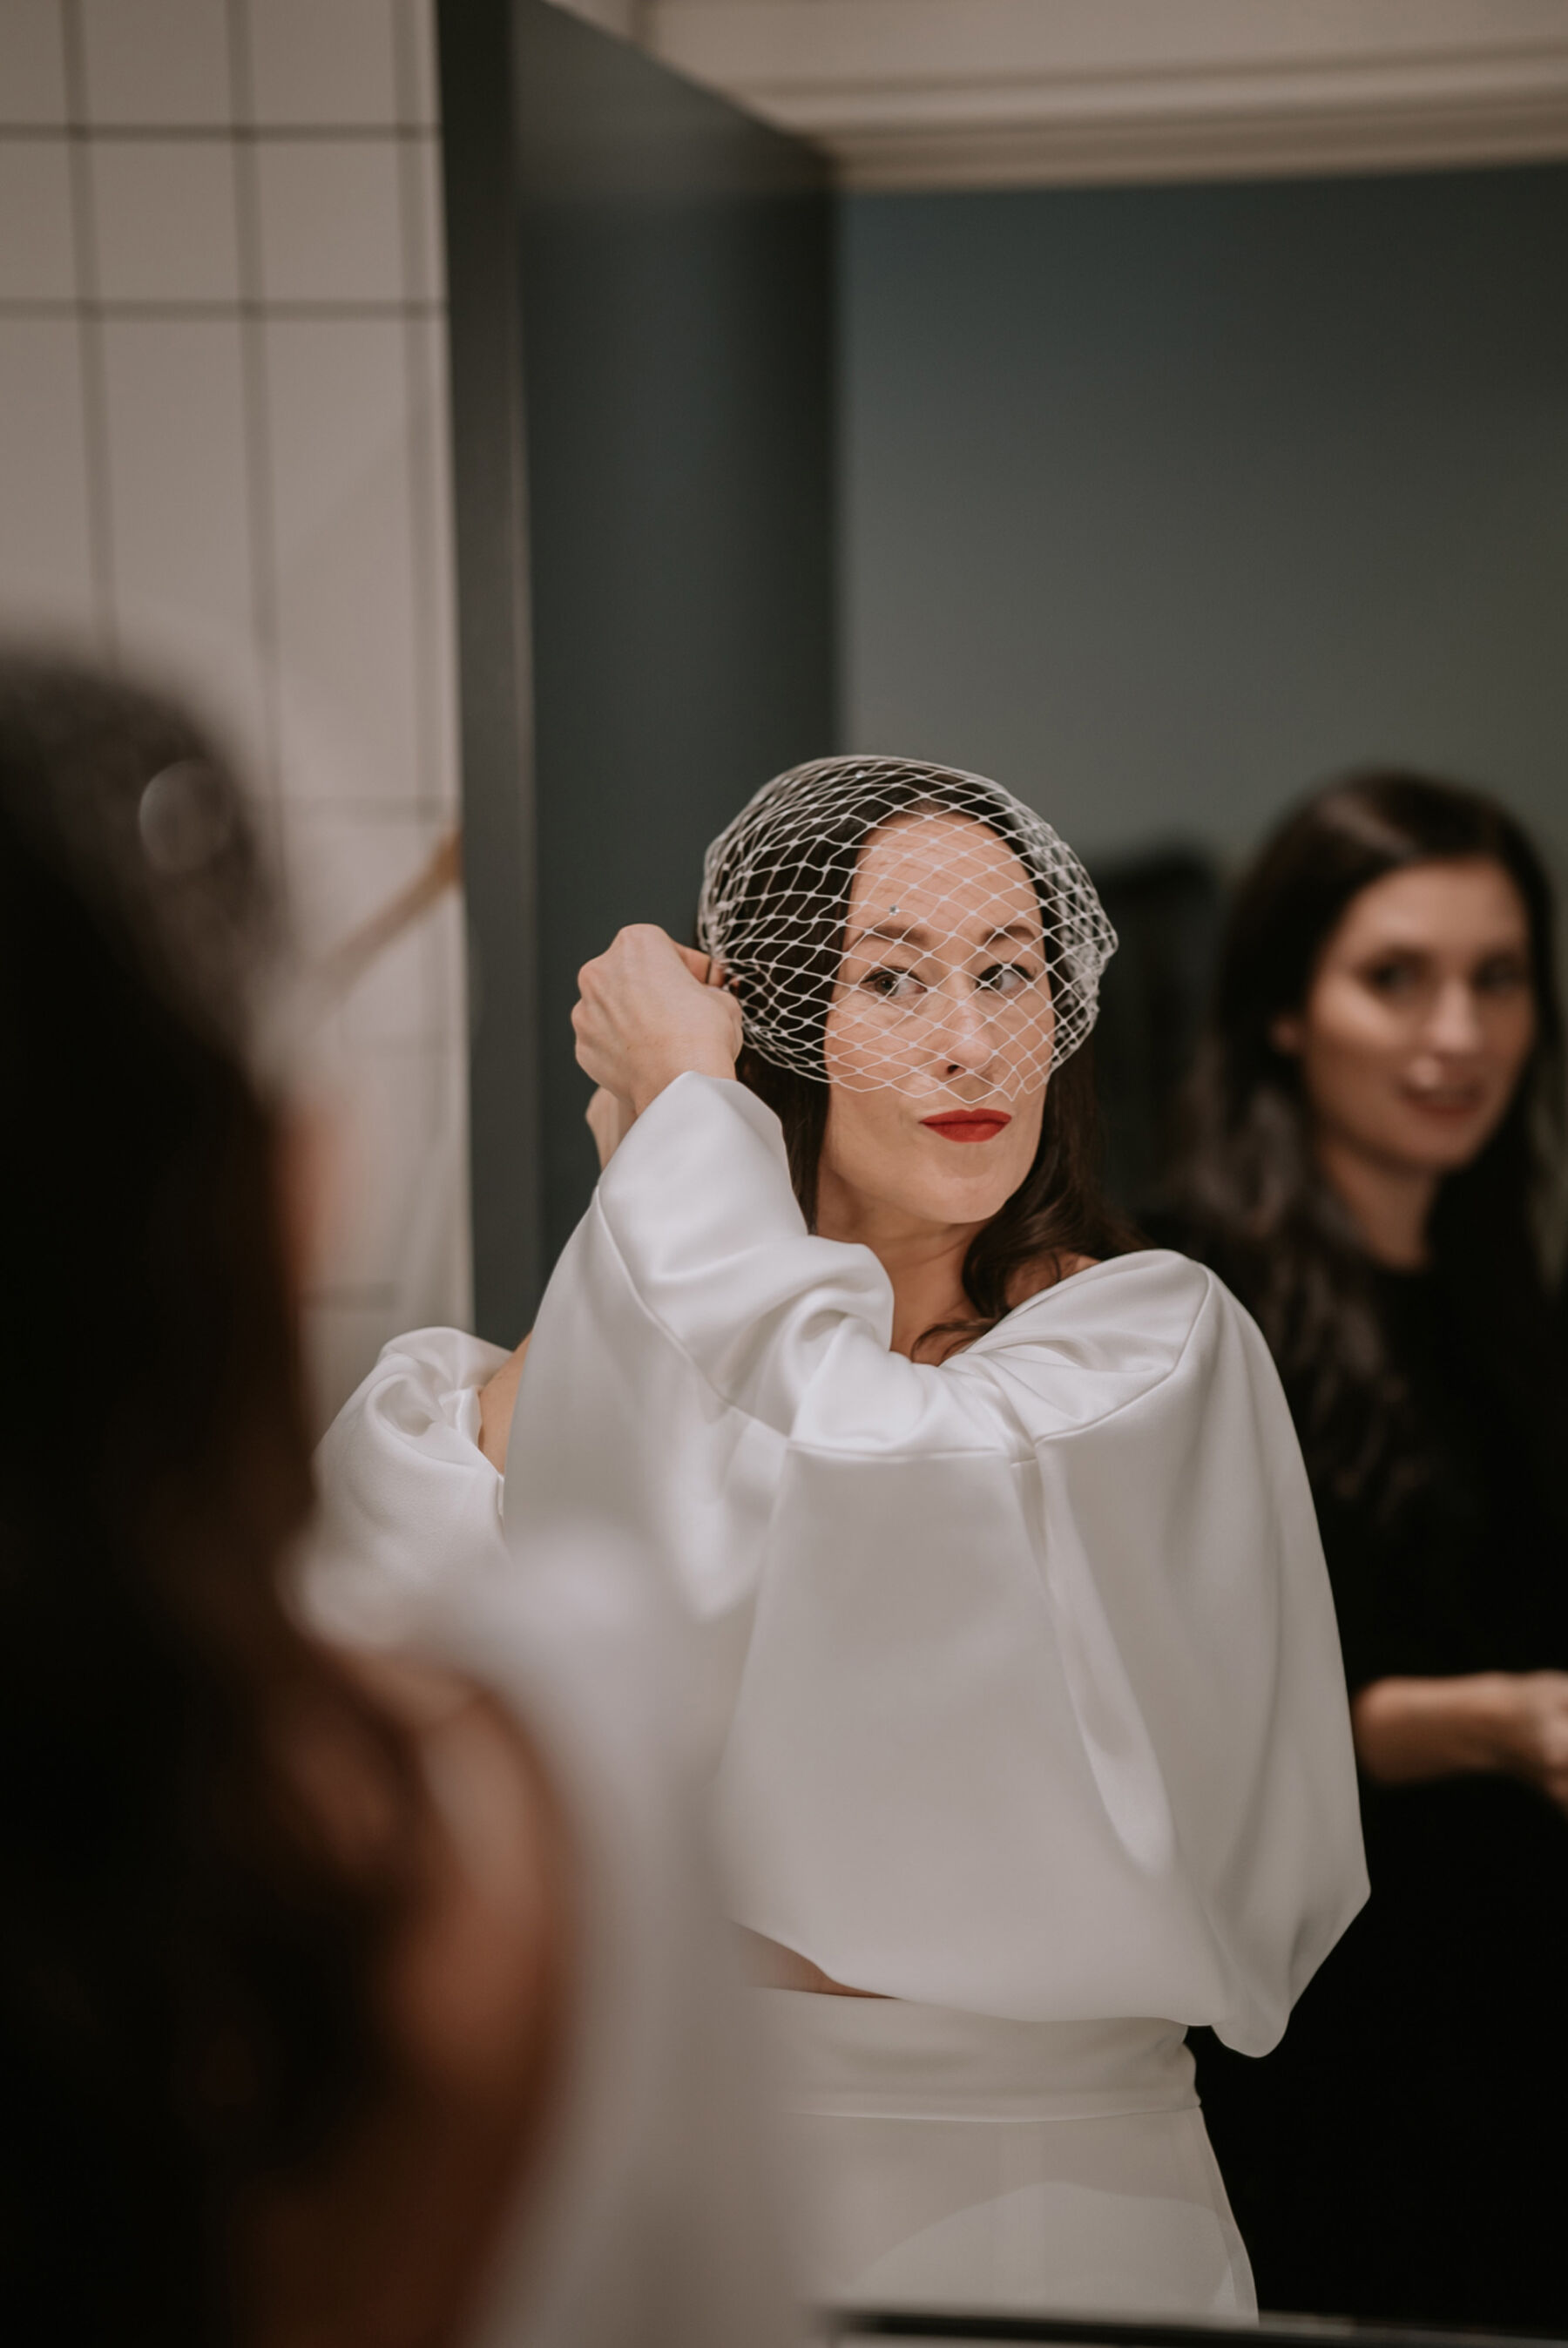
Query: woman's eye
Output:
[[1475, 954, 1529, 997], [977, 961, 1039, 998], [1362, 957, 1420, 998], [861, 965, 922, 1003]]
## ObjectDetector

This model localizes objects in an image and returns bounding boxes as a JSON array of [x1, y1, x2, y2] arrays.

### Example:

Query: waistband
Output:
[[754, 1993, 1198, 2122]]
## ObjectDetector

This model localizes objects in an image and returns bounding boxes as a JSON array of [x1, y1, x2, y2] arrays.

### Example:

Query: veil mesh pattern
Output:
[[696, 756, 1116, 1100]]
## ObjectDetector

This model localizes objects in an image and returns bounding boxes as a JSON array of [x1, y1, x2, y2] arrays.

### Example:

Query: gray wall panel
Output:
[[442, 0, 834, 1329], [841, 167, 1568, 877], [516, 2, 835, 1271]]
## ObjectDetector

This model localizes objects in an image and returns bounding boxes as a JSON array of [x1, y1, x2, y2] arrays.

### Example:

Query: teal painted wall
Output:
[[841, 166, 1568, 876]]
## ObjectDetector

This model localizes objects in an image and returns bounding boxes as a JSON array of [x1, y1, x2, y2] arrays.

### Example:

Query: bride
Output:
[[315, 757, 1368, 2320]]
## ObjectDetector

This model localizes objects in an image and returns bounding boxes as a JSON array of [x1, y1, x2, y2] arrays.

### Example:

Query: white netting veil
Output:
[[696, 756, 1116, 1101]]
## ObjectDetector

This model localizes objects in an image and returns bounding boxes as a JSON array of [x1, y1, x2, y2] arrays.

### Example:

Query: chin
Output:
[[1385, 1117, 1502, 1177], [913, 1173, 1021, 1225], [822, 1093, 1044, 1228], [903, 1146, 1032, 1226]]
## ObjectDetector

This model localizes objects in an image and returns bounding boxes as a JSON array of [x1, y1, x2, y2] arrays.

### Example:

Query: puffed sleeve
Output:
[[505, 1076, 1368, 2055], [302, 1327, 511, 1647]]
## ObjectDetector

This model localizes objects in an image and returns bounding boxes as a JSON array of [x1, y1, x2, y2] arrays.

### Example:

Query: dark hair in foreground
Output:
[[722, 765, 1136, 1354], [0, 657, 416, 2340], [1167, 768, 1565, 1520]]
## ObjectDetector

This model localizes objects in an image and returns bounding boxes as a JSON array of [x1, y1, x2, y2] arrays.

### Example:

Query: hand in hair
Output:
[[572, 925, 742, 1115], [480, 971, 733, 1480]]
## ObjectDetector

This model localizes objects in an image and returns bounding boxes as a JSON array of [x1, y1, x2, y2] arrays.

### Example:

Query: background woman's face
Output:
[[819, 812, 1051, 1228], [1277, 856, 1536, 1180]]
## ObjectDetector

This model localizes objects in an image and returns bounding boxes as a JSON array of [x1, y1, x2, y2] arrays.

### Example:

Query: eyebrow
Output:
[[847, 917, 1044, 954], [1354, 935, 1529, 962]]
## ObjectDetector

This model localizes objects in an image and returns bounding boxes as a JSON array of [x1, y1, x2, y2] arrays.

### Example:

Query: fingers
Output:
[[572, 920, 745, 1109], [577, 926, 697, 995], [578, 927, 730, 997]]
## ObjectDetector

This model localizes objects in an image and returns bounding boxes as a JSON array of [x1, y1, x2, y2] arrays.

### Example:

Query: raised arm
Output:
[[501, 1072, 1365, 2046], [474, 1085, 633, 1474]]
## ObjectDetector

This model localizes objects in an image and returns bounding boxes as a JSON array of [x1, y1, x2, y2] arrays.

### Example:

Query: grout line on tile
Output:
[[0, 122, 436, 143], [274, 797, 459, 821], [0, 300, 445, 320], [390, 0, 421, 133], [226, 0, 282, 817], [57, 0, 116, 655], [394, 0, 442, 822]]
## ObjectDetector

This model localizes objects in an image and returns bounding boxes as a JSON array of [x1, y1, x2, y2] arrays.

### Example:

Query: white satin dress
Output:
[[311, 1073, 1368, 2324]]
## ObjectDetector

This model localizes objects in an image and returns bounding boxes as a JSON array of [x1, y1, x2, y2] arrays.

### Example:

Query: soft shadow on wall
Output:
[[840, 161, 1568, 1209], [840, 165, 1568, 856]]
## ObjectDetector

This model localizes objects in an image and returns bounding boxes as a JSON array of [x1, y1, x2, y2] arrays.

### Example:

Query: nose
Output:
[[1423, 978, 1486, 1057], [928, 974, 999, 1076]]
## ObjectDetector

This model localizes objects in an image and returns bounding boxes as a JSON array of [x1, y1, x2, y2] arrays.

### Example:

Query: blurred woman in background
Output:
[[1162, 770, 1568, 2330], [0, 656, 790, 2348]]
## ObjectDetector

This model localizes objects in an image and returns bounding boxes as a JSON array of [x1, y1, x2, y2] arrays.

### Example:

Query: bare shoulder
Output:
[[251, 1651, 571, 2348], [320, 1646, 571, 2093], [342, 1645, 481, 1729], [382, 1668, 570, 2101]]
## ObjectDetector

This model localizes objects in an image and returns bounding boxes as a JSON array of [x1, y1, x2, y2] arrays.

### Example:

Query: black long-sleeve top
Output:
[[1161, 1231, 1568, 2327]]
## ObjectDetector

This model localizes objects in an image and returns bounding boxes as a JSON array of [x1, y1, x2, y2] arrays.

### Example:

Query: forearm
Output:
[[593, 1077, 970, 1447], [477, 1333, 530, 1472], [1350, 1673, 1519, 1785]]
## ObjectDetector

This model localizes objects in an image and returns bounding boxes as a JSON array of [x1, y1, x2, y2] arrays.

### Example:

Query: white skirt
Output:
[[757, 1993, 1256, 2323]]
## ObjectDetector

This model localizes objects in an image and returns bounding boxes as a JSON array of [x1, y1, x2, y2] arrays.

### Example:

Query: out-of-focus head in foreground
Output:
[[0, 655, 564, 2346]]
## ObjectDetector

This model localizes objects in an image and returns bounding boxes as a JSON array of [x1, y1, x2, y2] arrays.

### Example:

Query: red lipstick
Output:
[[920, 1111, 1012, 1144]]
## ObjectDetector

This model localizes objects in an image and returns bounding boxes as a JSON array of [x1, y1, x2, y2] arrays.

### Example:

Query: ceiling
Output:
[[552, 0, 1568, 188]]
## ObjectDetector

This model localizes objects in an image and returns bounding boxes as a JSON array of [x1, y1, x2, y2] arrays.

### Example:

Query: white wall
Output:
[[0, 0, 470, 1426]]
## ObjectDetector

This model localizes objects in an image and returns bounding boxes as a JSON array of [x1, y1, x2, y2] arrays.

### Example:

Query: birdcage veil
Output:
[[696, 756, 1116, 1100]]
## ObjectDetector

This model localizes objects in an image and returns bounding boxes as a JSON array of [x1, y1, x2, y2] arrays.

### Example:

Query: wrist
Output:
[[1468, 1673, 1525, 1774], [628, 1051, 736, 1120]]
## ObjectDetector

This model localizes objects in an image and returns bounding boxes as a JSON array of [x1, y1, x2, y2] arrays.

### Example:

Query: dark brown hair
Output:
[[1167, 768, 1565, 1518], [726, 772, 1136, 1357], [0, 658, 419, 2341]]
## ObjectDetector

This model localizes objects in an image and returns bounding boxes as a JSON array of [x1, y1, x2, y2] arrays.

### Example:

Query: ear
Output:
[[1269, 1012, 1304, 1057]]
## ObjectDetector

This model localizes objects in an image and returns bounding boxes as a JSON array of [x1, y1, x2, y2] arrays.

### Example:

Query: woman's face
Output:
[[1275, 856, 1536, 1180], [819, 812, 1052, 1229]]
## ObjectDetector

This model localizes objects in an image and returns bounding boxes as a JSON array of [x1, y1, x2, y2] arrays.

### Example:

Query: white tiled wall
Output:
[[0, 0, 471, 1428]]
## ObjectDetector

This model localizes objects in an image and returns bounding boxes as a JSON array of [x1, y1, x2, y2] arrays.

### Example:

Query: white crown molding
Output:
[[630, 0, 1568, 187]]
